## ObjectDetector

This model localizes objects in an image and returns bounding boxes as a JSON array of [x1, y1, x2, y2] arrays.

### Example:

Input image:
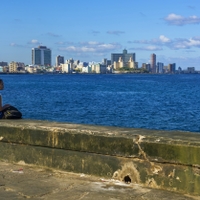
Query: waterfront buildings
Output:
[[112, 49, 138, 70], [168, 63, 176, 73], [157, 62, 164, 73], [102, 58, 111, 67], [56, 55, 64, 67], [111, 49, 135, 66], [0, 48, 190, 74], [32, 46, 51, 66], [0, 66, 3, 72], [142, 63, 151, 72], [187, 67, 195, 73], [113, 56, 138, 70], [0, 62, 8, 67], [9, 62, 25, 73], [151, 53, 156, 73]]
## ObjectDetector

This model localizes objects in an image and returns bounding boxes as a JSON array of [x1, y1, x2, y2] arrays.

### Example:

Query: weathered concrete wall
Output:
[[0, 120, 200, 196]]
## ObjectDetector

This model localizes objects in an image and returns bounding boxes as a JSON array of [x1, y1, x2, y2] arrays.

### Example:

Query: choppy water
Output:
[[1, 73, 200, 132]]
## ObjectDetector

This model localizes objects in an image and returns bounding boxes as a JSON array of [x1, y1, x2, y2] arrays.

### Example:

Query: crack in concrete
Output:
[[78, 192, 89, 200]]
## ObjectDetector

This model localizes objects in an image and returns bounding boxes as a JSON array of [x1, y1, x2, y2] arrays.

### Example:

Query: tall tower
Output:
[[150, 53, 156, 73], [32, 46, 52, 66]]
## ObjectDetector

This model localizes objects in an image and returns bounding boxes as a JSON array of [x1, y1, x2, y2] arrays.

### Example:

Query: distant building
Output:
[[0, 66, 3, 72], [113, 57, 124, 69], [187, 67, 195, 73], [9, 62, 25, 72], [178, 67, 182, 73], [102, 58, 111, 67], [90, 63, 106, 73], [56, 55, 64, 67], [157, 62, 164, 73], [150, 53, 156, 73], [61, 63, 71, 73], [168, 63, 176, 73], [0, 62, 8, 67], [32, 46, 51, 66], [111, 49, 135, 66], [142, 63, 151, 71], [127, 57, 138, 69]]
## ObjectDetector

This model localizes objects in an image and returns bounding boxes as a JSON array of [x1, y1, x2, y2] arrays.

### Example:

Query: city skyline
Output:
[[1, 0, 200, 69]]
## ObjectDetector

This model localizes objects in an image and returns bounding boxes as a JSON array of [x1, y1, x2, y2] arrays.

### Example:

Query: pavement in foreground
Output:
[[0, 161, 199, 200]]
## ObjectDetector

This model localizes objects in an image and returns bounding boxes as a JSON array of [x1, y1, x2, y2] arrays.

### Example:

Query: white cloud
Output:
[[10, 43, 24, 47], [170, 37, 200, 49], [128, 35, 200, 50], [28, 39, 41, 45], [87, 41, 99, 45], [56, 41, 74, 45], [187, 38, 200, 46], [164, 13, 200, 25], [159, 35, 170, 43], [130, 46, 163, 51], [166, 13, 183, 21], [146, 46, 162, 50], [59, 42, 121, 53], [10, 43, 17, 46]]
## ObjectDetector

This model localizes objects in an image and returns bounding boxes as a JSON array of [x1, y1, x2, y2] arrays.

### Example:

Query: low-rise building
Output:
[[9, 62, 25, 73], [187, 67, 195, 73], [0, 66, 3, 72], [61, 63, 71, 73]]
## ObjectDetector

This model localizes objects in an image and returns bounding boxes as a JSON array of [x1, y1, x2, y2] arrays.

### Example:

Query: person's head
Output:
[[0, 79, 4, 90]]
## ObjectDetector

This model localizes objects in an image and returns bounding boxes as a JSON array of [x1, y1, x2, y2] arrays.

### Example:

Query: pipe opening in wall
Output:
[[123, 175, 131, 184]]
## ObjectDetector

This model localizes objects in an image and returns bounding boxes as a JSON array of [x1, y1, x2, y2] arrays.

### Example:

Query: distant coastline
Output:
[[0, 72, 199, 75]]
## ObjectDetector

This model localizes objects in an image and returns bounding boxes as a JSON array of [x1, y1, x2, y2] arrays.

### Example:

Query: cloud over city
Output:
[[164, 13, 200, 25], [28, 40, 41, 45], [10, 43, 24, 47], [130, 46, 163, 51], [128, 35, 200, 50], [58, 41, 122, 53]]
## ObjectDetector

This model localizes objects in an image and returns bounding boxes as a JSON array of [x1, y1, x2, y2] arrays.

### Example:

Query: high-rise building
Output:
[[56, 55, 64, 67], [111, 49, 135, 66], [157, 62, 164, 73], [150, 53, 156, 73], [32, 46, 51, 66], [168, 63, 176, 73]]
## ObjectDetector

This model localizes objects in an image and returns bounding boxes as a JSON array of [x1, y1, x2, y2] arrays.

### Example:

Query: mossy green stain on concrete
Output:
[[0, 125, 139, 156], [0, 142, 122, 177], [141, 142, 200, 165], [1, 120, 200, 196]]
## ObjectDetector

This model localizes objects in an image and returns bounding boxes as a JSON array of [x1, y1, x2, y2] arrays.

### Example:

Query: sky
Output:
[[1, 0, 200, 69]]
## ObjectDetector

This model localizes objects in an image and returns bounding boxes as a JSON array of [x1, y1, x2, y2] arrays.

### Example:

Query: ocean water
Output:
[[1, 73, 200, 132]]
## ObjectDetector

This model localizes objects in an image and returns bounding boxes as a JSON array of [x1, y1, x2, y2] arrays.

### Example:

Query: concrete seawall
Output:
[[0, 120, 200, 196]]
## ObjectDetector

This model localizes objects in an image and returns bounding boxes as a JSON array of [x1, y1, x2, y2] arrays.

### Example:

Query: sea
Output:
[[1, 73, 200, 133]]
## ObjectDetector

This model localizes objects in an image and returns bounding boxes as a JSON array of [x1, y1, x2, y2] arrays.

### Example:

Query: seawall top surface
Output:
[[0, 119, 200, 143], [1, 119, 200, 166]]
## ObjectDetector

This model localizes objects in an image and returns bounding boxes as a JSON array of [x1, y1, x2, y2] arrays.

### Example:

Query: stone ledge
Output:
[[0, 142, 200, 196], [0, 120, 200, 165], [0, 119, 200, 196]]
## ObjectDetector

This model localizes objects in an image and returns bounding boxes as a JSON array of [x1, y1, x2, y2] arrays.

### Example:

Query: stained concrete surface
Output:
[[0, 161, 198, 200]]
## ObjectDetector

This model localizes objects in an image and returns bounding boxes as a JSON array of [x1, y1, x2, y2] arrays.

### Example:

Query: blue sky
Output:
[[1, 0, 200, 69]]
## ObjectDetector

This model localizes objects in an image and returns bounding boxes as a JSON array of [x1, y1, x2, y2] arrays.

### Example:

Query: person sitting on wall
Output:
[[0, 79, 10, 118]]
